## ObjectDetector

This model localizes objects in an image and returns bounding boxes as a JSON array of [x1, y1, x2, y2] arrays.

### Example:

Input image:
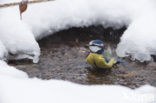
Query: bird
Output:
[[86, 40, 123, 69]]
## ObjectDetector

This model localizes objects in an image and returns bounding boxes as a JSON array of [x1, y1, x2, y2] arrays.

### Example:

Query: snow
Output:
[[0, 6, 40, 63], [0, 60, 155, 103], [0, 61, 28, 78], [0, 0, 156, 62], [0, 41, 8, 60], [0, 1, 156, 102]]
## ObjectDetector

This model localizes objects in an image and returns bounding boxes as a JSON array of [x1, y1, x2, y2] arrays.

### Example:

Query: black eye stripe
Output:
[[90, 44, 103, 46], [90, 44, 98, 46]]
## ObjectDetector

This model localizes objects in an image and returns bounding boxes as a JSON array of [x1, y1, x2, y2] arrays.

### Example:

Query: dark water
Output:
[[8, 26, 156, 89]]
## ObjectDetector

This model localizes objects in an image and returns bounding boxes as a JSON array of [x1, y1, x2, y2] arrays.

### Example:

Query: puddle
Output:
[[8, 25, 156, 89]]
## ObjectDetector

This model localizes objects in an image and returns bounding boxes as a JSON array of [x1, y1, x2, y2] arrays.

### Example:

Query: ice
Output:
[[0, 60, 155, 103]]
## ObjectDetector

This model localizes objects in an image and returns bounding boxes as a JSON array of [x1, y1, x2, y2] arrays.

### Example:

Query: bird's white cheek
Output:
[[89, 46, 101, 53]]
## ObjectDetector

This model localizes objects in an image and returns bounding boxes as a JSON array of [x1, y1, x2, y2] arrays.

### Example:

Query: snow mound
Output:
[[0, 61, 155, 103], [0, 61, 28, 78], [0, 7, 40, 63], [116, 8, 156, 61]]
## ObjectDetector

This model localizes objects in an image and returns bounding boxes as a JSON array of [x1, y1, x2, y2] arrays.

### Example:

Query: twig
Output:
[[0, 0, 55, 8]]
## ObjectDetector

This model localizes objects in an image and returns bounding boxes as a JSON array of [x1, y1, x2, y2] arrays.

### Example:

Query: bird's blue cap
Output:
[[89, 40, 104, 47]]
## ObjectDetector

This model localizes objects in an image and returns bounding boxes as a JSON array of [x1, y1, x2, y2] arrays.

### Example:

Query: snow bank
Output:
[[0, 6, 40, 63], [0, 60, 155, 103], [0, 61, 28, 78], [116, 2, 156, 61], [0, 0, 156, 62]]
